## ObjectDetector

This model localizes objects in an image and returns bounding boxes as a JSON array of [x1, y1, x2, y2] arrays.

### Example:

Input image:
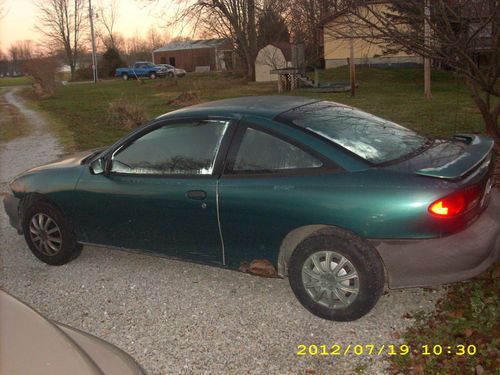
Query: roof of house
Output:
[[153, 38, 231, 53], [319, 0, 389, 26]]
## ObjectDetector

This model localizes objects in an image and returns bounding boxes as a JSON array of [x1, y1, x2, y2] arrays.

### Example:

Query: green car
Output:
[[4, 96, 499, 321]]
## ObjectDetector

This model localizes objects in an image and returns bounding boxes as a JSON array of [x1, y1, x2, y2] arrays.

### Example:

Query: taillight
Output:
[[428, 185, 481, 217]]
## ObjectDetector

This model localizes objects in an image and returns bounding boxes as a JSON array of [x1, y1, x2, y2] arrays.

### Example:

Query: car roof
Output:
[[157, 96, 325, 120]]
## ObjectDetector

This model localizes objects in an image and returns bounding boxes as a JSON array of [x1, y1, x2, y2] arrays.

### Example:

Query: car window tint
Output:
[[281, 102, 427, 164], [111, 120, 229, 175], [232, 128, 322, 173]]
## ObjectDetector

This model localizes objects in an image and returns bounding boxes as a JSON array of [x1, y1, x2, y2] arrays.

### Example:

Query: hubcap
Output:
[[29, 213, 62, 256], [301, 251, 359, 309]]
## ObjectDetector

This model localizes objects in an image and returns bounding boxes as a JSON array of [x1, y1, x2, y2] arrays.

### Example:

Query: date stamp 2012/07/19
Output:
[[296, 344, 477, 357]]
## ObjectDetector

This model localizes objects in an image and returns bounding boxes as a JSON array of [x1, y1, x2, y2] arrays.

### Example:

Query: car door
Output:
[[73, 118, 234, 264], [218, 118, 338, 269]]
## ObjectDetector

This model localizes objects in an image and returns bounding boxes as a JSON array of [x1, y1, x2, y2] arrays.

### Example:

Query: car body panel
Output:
[[72, 168, 223, 263], [0, 290, 144, 375]]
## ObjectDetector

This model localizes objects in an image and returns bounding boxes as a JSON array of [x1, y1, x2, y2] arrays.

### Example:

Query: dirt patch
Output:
[[165, 91, 200, 106]]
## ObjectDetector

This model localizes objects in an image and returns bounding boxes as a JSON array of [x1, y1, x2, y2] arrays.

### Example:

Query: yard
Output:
[[23, 67, 486, 152], [7, 67, 499, 374]]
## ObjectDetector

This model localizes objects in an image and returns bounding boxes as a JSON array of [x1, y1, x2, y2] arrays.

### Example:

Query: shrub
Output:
[[99, 48, 125, 79], [106, 97, 147, 129], [74, 65, 94, 81], [23, 57, 60, 97]]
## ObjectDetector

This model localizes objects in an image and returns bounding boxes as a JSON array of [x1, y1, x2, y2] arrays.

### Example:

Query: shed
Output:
[[255, 43, 292, 82], [153, 38, 233, 72]]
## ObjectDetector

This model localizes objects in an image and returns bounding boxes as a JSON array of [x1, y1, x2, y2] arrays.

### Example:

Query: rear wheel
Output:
[[167, 71, 174, 78], [288, 232, 384, 321], [22, 200, 82, 265], [122, 73, 129, 81]]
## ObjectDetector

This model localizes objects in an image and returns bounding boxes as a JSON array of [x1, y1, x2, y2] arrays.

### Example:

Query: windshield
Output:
[[281, 101, 428, 164]]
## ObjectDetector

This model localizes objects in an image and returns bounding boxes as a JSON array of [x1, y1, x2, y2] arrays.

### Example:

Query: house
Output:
[[320, 1, 422, 68], [152, 38, 233, 72], [255, 43, 305, 82]]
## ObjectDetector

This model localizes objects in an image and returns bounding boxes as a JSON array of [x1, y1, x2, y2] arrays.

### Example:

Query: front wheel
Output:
[[149, 72, 157, 79], [288, 233, 384, 321], [22, 200, 82, 265]]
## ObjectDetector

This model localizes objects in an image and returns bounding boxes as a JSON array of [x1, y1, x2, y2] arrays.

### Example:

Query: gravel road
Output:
[[0, 88, 444, 375]]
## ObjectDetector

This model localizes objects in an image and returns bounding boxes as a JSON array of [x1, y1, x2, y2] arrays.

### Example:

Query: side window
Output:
[[111, 120, 230, 175], [230, 128, 322, 174]]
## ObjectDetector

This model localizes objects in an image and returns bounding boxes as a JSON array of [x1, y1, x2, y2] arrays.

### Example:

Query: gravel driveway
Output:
[[0, 87, 444, 375]]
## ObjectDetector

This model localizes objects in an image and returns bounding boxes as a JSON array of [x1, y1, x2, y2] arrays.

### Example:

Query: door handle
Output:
[[186, 190, 207, 200]]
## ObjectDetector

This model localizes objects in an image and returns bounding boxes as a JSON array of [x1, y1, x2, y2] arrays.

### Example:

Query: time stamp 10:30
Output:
[[296, 344, 477, 357]]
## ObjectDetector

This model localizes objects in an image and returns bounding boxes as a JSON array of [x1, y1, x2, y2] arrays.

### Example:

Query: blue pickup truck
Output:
[[115, 62, 167, 80]]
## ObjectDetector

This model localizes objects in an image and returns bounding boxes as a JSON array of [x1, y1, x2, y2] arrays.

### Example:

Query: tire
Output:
[[167, 71, 174, 78], [149, 72, 157, 79], [122, 73, 129, 81], [288, 231, 384, 321], [22, 200, 82, 266]]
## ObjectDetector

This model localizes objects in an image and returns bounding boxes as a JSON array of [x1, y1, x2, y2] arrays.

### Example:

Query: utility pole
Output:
[[424, 0, 431, 99], [349, 35, 356, 96], [88, 0, 98, 83]]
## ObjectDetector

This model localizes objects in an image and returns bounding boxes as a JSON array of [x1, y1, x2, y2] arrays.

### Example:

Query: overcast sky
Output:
[[0, 0, 183, 52]]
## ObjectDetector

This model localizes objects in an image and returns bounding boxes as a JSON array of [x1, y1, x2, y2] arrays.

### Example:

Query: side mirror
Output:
[[90, 158, 106, 175]]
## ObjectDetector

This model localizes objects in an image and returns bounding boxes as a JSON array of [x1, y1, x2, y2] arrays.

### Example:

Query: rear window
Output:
[[280, 101, 427, 164]]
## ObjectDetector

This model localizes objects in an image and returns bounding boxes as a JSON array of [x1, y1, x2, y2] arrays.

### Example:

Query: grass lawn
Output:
[[0, 76, 33, 87], [27, 67, 486, 151]]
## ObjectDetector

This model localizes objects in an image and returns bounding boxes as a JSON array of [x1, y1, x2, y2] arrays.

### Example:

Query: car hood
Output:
[[24, 149, 102, 174], [388, 134, 494, 180], [9, 148, 104, 196], [0, 290, 144, 375]]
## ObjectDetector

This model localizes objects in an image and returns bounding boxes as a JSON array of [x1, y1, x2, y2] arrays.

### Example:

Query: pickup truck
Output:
[[115, 62, 167, 80]]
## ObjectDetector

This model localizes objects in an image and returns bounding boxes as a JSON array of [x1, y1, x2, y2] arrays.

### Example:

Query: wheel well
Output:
[[19, 193, 62, 226], [277, 225, 365, 277]]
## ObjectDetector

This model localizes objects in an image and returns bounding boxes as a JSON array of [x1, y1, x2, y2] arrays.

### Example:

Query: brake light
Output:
[[428, 185, 481, 217]]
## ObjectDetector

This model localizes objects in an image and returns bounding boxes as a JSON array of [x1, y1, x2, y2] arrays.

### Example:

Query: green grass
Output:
[[390, 263, 499, 375], [0, 76, 33, 87], [28, 67, 486, 151]]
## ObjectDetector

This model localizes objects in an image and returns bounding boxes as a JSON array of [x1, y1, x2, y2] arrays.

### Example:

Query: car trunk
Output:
[[389, 134, 495, 231], [412, 135, 494, 180], [389, 134, 494, 181]]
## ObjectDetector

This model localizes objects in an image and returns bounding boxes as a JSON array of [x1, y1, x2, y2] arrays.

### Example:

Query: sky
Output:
[[0, 0, 183, 52]]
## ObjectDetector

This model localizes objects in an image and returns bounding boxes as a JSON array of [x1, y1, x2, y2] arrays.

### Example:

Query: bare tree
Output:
[[146, 26, 170, 51], [35, 0, 87, 80], [0, 0, 7, 19], [97, 0, 119, 49], [164, 0, 260, 79], [8, 40, 35, 73], [284, 0, 351, 66], [325, 0, 500, 149]]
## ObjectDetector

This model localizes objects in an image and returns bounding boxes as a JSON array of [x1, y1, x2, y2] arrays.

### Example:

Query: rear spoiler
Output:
[[415, 134, 494, 180]]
